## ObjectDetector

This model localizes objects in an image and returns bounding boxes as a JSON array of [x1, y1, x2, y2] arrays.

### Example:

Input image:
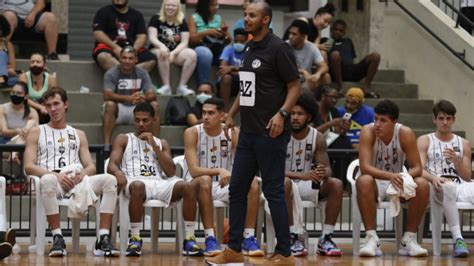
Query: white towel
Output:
[[386, 172, 417, 217], [59, 164, 98, 218]]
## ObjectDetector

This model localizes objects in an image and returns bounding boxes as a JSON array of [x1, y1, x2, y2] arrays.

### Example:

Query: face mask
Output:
[[30, 66, 44, 76], [196, 93, 212, 104], [233, 43, 245, 53], [10, 94, 25, 105]]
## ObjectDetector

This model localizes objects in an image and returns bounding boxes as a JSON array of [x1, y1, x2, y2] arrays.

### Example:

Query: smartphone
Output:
[[343, 112, 352, 121]]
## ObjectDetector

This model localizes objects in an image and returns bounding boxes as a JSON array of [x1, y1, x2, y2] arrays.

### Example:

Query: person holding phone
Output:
[[188, 0, 231, 85]]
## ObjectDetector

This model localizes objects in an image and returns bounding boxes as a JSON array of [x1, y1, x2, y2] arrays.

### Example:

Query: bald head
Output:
[[249, 1, 272, 24]]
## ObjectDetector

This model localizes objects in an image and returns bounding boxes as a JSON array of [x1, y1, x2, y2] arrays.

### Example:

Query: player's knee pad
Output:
[[40, 174, 58, 194], [442, 182, 457, 201]]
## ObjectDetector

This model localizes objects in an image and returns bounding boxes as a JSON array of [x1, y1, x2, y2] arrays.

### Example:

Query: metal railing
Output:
[[392, 0, 474, 70], [2, 144, 474, 239], [432, 0, 474, 31]]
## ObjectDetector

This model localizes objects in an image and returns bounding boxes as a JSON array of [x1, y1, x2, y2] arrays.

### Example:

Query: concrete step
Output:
[[336, 99, 434, 113], [398, 114, 434, 129], [16, 60, 406, 93], [373, 69, 405, 83], [342, 82, 418, 98], [72, 123, 187, 146]]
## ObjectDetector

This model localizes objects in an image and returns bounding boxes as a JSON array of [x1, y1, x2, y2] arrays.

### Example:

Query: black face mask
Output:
[[30, 66, 44, 76], [10, 95, 25, 105]]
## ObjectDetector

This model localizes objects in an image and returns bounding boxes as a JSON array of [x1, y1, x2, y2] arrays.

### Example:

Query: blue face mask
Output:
[[233, 43, 245, 53], [196, 93, 212, 104]]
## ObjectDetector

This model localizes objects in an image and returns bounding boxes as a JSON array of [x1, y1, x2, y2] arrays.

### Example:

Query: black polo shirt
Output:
[[239, 32, 299, 135]]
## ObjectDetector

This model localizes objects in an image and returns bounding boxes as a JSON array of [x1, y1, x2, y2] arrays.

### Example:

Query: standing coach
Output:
[[206, 1, 300, 264]]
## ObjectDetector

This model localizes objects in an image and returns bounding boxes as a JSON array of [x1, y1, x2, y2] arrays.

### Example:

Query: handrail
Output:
[[442, 0, 474, 28], [393, 0, 474, 70]]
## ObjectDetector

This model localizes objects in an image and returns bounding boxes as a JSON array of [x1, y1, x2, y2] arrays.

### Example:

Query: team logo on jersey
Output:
[[68, 134, 76, 140], [58, 146, 66, 154], [58, 137, 65, 144], [252, 59, 261, 69], [47, 141, 53, 146], [144, 156, 150, 162], [69, 143, 77, 150], [286, 153, 291, 158], [143, 148, 150, 153], [200, 150, 205, 156], [296, 149, 303, 155], [295, 158, 301, 166], [133, 150, 138, 154], [210, 146, 217, 152], [220, 140, 228, 157], [211, 155, 217, 164], [435, 153, 440, 158], [453, 146, 460, 152]]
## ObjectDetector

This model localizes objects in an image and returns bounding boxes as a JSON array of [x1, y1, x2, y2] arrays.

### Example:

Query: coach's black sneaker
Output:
[[0, 242, 12, 259], [47, 52, 59, 61], [49, 234, 66, 257], [94, 234, 120, 257]]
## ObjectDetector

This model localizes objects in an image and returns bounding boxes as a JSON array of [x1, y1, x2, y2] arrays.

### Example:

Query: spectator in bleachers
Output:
[[217, 28, 247, 111], [283, 94, 343, 257], [283, 3, 336, 53], [0, 15, 16, 88], [315, 86, 351, 150], [329, 19, 381, 98], [18, 53, 57, 124], [148, 0, 196, 96], [287, 19, 330, 94], [188, 0, 231, 85], [0, 81, 38, 164], [187, 82, 214, 126], [92, 0, 156, 72], [102, 46, 159, 146], [337, 87, 374, 150], [1, 0, 59, 60], [233, 0, 272, 36]]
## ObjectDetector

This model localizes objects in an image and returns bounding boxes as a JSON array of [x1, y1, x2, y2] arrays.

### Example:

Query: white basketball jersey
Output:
[[372, 123, 406, 173], [120, 133, 163, 179], [36, 124, 81, 171], [285, 127, 318, 176], [426, 133, 464, 183], [193, 124, 232, 181]]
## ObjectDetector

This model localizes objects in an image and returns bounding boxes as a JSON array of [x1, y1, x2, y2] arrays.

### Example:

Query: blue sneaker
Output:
[[454, 238, 469, 258], [204, 236, 222, 257], [290, 233, 307, 257], [317, 234, 342, 256], [182, 236, 204, 256], [126, 236, 142, 256], [242, 236, 264, 257]]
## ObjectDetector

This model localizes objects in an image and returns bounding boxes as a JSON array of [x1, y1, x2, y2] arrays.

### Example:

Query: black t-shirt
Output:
[[148, 15, 189, 51], [93, 5, 147, 47], [239, 32, 299, 135], [330, 38, 356, 65], [189, 102, 203, 120], [314, 107, 340, 128], [282, 17, 319, 43]]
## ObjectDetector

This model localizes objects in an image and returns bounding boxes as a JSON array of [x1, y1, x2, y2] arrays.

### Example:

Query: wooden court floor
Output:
[[1, 242, 473, 265]]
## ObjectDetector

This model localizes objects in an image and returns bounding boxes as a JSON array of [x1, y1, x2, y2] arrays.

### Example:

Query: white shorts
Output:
[[295, 180, 319, 205], [457, 182, 474, 203], [376, 180, 391, 202], [102, 102, 135, 125], [212, 182, 229, 203], [125, 177, 183, 207]]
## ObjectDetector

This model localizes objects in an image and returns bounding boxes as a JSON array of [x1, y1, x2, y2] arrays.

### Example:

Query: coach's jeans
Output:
[[228, 131, 291, 256], [194, 46, 213, 85]]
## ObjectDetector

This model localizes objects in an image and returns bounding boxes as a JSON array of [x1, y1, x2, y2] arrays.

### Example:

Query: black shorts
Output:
[[92, 43, 156, 64], [15, 12, 44, 34], [341, 58, 369, 82], [217, 73, 240, 97]]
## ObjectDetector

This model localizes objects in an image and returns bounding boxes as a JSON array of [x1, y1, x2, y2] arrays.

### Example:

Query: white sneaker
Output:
[[398, 234, 428, 257], [157, 85, 172, 95], [359, 235, 382, 257], [177, 85, 195, 96]]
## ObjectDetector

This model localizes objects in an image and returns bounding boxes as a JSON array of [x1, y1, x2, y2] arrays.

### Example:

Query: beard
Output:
[[291, 122, 308, 134]]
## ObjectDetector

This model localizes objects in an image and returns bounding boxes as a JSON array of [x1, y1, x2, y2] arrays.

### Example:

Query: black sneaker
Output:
[[0, 242, 12, 259], [49, 234, 66, 257], [4, 229, 16, 247], [94, 234, 120, 257], [47, 52, 59, 61]]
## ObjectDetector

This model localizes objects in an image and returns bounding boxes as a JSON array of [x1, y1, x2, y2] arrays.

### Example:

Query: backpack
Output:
[[165, 96, 191, 125]]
